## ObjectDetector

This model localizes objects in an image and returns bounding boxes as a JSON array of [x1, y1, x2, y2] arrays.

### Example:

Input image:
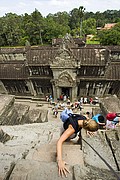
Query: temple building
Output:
[[0, 35, 120, 101]]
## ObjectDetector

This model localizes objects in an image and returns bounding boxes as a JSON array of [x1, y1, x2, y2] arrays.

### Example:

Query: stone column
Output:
[[56, 86, 61, 101], [26, 80, 36, 96], [51, 79, 59, 102], [72, 85, 78, 101], [52, 84, 56, 101], [0, 81, 8, 94]]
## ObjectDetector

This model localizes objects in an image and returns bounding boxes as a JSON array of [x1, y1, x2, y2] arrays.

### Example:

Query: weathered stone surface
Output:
[[40, 109, 48, 122], [74, 164, 120, 180], [0, 160, 15, 180], [0, 128, 12, 143], [0, 94, 15, 117], [14, 103, 30, 124], [26, 141, 84, 166], [25, 109, 41, 123], [26, 109, 48, 123], [0, 120, 62, 178], [105, 127, 120, 171], [0, 142, 30, 179], [4, 107, 18, 125], [9, 160, 73, 180], [0, 96, 120, 179], [82, 129, 117, 170], [0, 94, 48, 125], [0, 94, 16, 125], [99, 95, 120, 115], [0, 51, 25, 61]]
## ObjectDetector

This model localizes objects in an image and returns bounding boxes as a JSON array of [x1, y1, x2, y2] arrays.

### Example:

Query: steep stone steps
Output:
[[26, 141, 84, 166], [9, 160, 73, 180], [0, 94, 120, 180]]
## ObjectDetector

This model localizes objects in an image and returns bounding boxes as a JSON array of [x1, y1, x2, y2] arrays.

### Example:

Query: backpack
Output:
[[60, 109, 73, 122], [63, 114, 87, 133], [106, 113, 117, 121]]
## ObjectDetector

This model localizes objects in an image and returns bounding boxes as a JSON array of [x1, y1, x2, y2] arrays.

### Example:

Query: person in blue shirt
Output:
[[92, 113, 106, 128]]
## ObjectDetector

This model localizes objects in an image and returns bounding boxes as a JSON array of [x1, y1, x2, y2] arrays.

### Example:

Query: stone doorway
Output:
[[61, 87, 71, 98]]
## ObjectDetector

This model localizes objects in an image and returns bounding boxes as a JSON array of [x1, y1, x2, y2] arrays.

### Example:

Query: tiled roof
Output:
[[0, 63, 29, 79], [102, 23, 117, 30], [26, 47, 58, 65], [72, 47, 109, 66], [105, 63, 120, 80], [27, 46, 109, 66]]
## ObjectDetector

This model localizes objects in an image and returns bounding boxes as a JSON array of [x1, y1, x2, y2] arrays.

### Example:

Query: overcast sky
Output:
[[0, 0, 120, 17]]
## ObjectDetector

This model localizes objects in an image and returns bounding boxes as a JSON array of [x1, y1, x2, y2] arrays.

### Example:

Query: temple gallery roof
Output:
[[0, 36, 120, 80], [105, 63, 120, 80], [0, 63, 29, 79]]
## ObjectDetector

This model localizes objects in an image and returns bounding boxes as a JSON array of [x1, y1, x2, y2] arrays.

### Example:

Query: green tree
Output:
[[0, 13, 23, 46], [47, 11, 70, 27], [0, 8, 120, 46], [98, 23, 120, 45], [22, 9, 44, 45], [69, 8, 80, 30], [94, 11, 105, 27], [43, 17, 70, 43], [83, 18, 96, 35], [78, 6, 85, 37]]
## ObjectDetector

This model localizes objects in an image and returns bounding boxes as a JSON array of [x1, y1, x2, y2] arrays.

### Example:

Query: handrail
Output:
[[82, 138, 120, 180]]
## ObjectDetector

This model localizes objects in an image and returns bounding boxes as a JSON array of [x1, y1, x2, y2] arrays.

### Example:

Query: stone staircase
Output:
[[0, 94, 120, 180], [0, 119, 84, 180], [8, 142, 84, 180], [1, 122, 120, 180]]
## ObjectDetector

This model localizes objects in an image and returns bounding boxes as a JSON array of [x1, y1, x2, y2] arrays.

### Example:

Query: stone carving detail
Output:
[[57, 71, 75, 87], [53, 49, 76, 68], [51, 34, 77, 68], [62, 33, 75, 49]]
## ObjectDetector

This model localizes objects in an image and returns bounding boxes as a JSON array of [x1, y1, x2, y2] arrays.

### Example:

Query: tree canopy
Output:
[[98, 22, 120, 45], [0, 8, 120, 46]]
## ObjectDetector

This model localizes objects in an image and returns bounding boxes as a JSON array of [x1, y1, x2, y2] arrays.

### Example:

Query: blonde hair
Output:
[[83, 119, 99, 132]]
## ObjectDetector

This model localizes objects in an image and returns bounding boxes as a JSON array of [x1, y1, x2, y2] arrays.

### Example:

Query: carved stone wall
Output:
[[58, 71, 75, 87]]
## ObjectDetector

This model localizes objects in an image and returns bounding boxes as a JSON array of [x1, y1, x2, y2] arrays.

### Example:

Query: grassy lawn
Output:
[[86, 39, 100, 44]]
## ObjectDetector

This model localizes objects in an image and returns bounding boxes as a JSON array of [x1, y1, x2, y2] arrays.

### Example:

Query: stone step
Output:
[[26, 141, 84, 166], [9, 159, 73, 180], [0, 140, 83, 179], [5, 159, 120, 180]]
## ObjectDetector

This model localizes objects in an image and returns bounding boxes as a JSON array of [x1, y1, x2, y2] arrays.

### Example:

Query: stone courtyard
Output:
[[0, 94, 120, 180]]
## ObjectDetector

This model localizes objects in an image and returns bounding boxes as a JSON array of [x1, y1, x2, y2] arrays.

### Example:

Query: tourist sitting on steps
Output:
[[57, 113, 99, 178], [106, 112, 120, 129]]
